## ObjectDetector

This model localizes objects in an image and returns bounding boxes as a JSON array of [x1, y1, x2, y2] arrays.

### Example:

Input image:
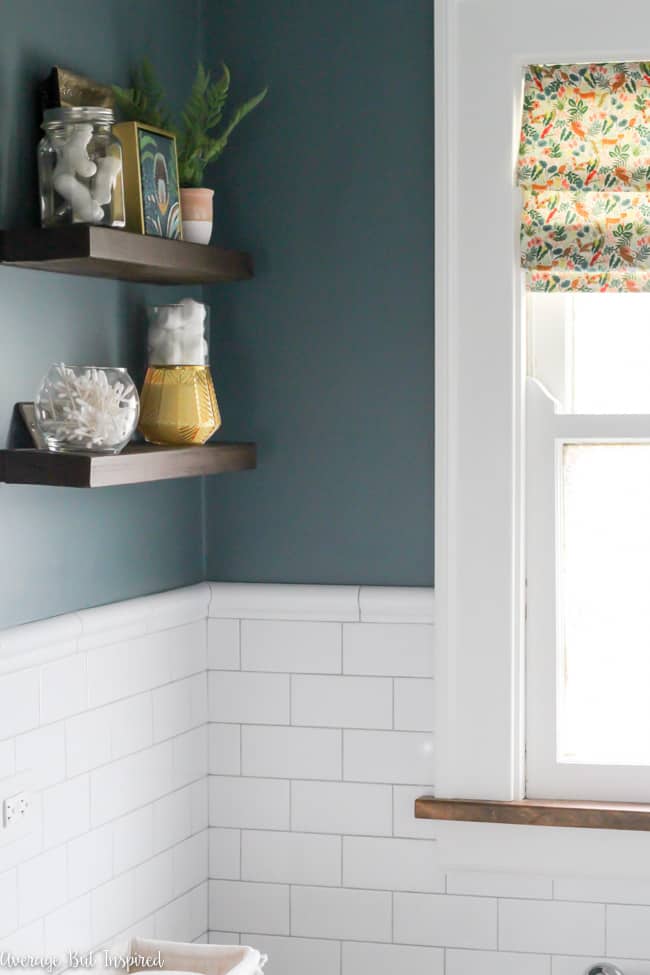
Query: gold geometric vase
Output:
[[138, 300, 222, 446], [139, 364, 221, 445]]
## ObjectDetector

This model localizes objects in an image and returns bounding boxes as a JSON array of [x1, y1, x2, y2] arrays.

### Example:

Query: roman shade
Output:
[[519, 62, 650, 292]]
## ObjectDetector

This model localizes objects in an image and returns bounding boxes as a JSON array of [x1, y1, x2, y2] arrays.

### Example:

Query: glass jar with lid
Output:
[[38, 106, 125, 227], [139, 299, 222, 446]]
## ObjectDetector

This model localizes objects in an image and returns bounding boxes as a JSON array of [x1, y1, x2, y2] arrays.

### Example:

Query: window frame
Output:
[[526, 368, 650, 800], [434, 0, 650, 803]]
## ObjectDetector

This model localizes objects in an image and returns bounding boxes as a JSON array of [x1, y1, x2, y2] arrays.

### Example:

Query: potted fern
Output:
[[113, 60, 267, 243]]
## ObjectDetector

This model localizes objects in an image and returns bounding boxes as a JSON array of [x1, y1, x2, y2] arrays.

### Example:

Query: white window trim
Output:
[[434, 0, 650, 802]]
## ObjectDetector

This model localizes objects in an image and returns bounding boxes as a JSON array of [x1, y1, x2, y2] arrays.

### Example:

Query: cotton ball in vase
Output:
[[148, 299, 208, 366], [52, 122, 105, 224], [50, 120, 122, 224]]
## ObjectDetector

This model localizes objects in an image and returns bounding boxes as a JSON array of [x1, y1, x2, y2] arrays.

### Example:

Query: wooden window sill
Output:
[[415, 796, 650, 831]]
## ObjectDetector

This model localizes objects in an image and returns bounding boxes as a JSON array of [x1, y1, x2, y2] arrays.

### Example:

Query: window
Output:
[[527, 294, 650, 799], [434, 0, 650, 815]]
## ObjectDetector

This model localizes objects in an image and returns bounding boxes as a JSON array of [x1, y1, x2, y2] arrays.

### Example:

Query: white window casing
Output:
[[434, 0, 650, 802]]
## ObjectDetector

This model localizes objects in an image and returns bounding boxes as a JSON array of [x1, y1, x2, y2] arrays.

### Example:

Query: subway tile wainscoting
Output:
[[2, 585, 650, 972]]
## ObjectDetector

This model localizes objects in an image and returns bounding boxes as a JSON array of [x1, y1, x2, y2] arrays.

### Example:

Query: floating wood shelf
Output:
[[0, 442, 256, 488], [415, 796, 650, 832], [0, 226, 253, 284]]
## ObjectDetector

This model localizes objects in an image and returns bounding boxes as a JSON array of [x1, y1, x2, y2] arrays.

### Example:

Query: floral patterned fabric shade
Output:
[[519, 62, 650, 292]]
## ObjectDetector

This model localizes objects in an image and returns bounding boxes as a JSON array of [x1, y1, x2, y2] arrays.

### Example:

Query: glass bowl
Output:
[[35, 364, 139, 454]]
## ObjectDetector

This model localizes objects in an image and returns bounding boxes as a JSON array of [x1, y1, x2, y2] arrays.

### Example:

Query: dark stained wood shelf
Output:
[[0, 226, 253, 284], [415, 796, 650, 832], [0, 442, 256, 488]]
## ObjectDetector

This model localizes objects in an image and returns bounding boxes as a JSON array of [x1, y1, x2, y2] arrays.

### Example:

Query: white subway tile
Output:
[[608, 904, 650, 958], [173, 727, 207, 790], [343, 623, 433, 677], [448, 950, 550, 975], [292, 780, 392, 836], [209, 880, 289, 935], [113, 806, 154, 874], [208, 620, 240, 671], [151, 681, 189, 744], [292, 675, 392, 728], [67, 825, 113, 897], [40, 653, 86, 723], [135, 850, 174, 919], [43, 775, 90, 848], [242, 831, 341, 887], [248, 934, 340, 975], [109, 692, 153, 758], [91, 873, 136, 946], [0, 919, 44, 954], [154, 887, 194, 942], [90, 741, 173, 825], [44, 894, 92, 957], [187, 881, 209, 941], [18, 846, 67, 926], [209, 828, 240, 880], [0, 870, 18, 938], [291, 885, 391, 942], [173, 831, 208, 896], [0, 740, 15, 780], [209, 724, 241, 776], [343, 836, 442, 893], [87, 630, 170, 709], [359, 587, 435, 624], [168, 620, 208, 681], [208, 672, 289, 725], [344, 730, 433, 784], [393, 785, 436, 838], [191, 778, 209, 834], [208, 932, 240, 945], [16, 722, 66, 788], [209, 582, 359, 622], [153, 676, 204, 742], [86, 640, 135, 708], [394, 678, 434, 731], [241, 621, 341, 674], [241, 725, 341, 780], [0, 669, 40, 739], [448, 869, 552, 899], [66, 709, 111, 777], [343, 942, 444, 975], [499, 898, 605, 955], [209, 776, 290, 831], [555, 874, 650, 904], [394, 892, 497, 949], [153, 787, 192, 854]]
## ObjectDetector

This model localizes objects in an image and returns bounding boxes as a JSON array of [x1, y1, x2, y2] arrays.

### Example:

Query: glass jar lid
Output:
[[42, 106, 115, 126]]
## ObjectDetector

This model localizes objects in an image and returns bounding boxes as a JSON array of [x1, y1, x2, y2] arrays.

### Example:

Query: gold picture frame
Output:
[[113, 121, 183, 239]]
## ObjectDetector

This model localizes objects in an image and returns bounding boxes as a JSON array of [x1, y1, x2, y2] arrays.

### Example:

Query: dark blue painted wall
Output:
[[203, 0, 434, 585], [0, 0, 205, 627]]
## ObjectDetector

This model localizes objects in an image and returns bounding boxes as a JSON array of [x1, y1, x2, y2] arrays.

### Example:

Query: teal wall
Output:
[[203, 0, 434, 586], [0, 0, 433, 626], [0, 0, 206, 627]]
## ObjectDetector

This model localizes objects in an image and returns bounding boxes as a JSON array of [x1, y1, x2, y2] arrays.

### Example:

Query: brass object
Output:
[[41, 66, 114, 110], [138, 365, 221, 446], [113, 122, 183, 238]]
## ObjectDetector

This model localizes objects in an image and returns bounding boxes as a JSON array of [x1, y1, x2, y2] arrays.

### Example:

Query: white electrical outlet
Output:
[[3, 791, 30, 829]]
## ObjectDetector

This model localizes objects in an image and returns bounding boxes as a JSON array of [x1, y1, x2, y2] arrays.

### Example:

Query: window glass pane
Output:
[[528, 293, 650, 414], [560, 443, 650, 765]]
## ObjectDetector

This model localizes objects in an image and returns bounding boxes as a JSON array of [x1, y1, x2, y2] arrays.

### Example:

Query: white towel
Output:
[[127, 938, 267, 975]]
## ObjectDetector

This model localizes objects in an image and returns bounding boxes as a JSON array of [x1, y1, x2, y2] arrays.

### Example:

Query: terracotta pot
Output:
[[180, 187, 214, 244]]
